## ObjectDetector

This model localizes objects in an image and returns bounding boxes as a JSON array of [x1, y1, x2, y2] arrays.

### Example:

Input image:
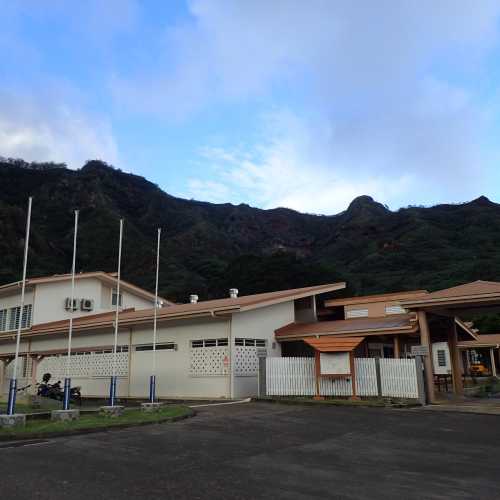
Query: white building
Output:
[[0, 271, 166, 331], [0, 281, 345, 400]]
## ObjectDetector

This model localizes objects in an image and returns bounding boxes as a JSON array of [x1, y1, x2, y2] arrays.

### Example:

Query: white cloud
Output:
[[190, 109, 413, 214], [0, 90, 118, 169], [114, 1, 500, 211]]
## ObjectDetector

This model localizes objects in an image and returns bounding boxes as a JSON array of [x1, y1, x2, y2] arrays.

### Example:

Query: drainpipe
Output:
[[229, 316, 234, 399]]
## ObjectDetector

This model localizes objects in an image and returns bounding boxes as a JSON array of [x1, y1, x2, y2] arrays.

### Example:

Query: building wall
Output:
[[0, 278, 156, 332], [0, 299, 296, 400], [129, 317, 231, 399], [100, 284, 154, 312], [345, 300, 406, 319], [231, 301, 294, 397]]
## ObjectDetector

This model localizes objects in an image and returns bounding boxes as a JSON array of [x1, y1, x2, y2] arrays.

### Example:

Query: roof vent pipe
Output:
[[189, 294, 199, 304], [229, 288, 239, 299]]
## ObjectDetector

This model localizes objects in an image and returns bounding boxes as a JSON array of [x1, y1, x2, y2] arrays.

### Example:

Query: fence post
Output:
[[415, 356, 426, 405], [257, 351, 267, 398], [375, 358, 382, 397]]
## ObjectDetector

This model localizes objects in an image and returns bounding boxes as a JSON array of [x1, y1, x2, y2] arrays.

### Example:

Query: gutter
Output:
[[276, 325, 418, 341]]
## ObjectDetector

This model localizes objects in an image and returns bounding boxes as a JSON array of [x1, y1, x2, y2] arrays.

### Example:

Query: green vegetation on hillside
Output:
[[1, 158, 500, 305]]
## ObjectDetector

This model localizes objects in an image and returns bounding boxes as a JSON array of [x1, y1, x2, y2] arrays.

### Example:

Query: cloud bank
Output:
[[114, 0, 500, 212]]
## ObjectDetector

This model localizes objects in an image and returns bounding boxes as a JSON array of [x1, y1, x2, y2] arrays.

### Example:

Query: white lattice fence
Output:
[[379, 358, 419, 398], [234, 346, 260, 376], [266, 357, 418, 398], [190, 346, 229, 376], [37, 352, 129, 379]]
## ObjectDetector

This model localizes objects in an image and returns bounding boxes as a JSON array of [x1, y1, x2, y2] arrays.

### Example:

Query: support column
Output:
[[0, 359, 4, 398], [313, 351, 324, 400], [417, 311, 436, 404], [490, 348, 497, 378], [30, 356, 39, 390], [448, 319, 464, 397], [393, 336, 401, 359], [349, 352, 359, 400]]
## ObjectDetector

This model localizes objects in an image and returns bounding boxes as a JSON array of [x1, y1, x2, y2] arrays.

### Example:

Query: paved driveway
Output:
[[0, 402, 499, 499]]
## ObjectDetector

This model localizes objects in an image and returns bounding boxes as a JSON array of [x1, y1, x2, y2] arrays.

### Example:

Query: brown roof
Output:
[[0, 282, 346, 340], [275, 314, 418, 340], [0, 271, 170, 304], [325, 290, 428, 308], [458, 334, 500, 348], [304, 336, 364, 352], [402, 280, 500, 309]]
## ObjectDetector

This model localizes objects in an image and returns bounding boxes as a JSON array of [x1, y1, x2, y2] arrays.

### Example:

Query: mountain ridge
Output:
[[1, 157, 500, 303]]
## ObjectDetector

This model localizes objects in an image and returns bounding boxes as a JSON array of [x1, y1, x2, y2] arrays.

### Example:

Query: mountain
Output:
[[1, 158, 500, 304]]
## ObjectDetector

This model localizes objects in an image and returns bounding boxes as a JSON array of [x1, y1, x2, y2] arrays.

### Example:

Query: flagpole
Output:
[[109, 219, 123, 406], [149, 228, 161, 403], [63, 210, 79, 411], [7, 197, 32, 416]]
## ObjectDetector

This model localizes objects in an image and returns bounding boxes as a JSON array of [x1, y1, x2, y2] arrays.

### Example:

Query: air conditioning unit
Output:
[[64, 298, 78, 311], [80, 298, 94, 311]]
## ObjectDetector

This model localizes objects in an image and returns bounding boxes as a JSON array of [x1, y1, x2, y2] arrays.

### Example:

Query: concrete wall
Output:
[[0, 278, 156, 330], [231, 301, 294, 398], [0, 299, 296, 399], [129, 317, 231, 399]]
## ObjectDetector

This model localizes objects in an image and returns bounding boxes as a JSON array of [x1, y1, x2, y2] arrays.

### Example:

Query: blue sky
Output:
[[1, 1, 500, 214]]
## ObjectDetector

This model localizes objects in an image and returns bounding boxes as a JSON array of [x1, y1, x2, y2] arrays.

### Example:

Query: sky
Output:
[[1, 1, 500, 215]]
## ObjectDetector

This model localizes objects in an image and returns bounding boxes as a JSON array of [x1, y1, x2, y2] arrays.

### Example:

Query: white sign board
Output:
[[320, 352, 350, 375], [411, 345, 429, 356]]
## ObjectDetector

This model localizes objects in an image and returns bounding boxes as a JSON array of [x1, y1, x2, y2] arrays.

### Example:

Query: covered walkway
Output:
[[402, 280, 500, 403]]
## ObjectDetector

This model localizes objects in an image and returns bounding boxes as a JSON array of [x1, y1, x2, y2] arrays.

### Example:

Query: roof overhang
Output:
[[304, 336, 365, 352]]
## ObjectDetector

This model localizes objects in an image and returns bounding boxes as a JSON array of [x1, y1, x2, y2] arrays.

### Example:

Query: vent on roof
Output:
[[229, 288, 239, 299], [189, 294, 199, 304]]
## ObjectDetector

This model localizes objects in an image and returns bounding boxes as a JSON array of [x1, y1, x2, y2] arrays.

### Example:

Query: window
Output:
[[385, 305, 405, 315], [191, 339, 228, 348], [21, 304, 32, 328], [345, 308, 369, 319], [111, 290, 123, 307], [0, 309, 7, 332], [235, 338, 266, 347], [135, 343, 176, 352], [437, 350, 447, 367], [8, 306, 20, 330]]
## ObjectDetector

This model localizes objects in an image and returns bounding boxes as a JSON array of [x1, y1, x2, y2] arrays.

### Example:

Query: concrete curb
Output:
[[252, 397, 420, 409], [0, 407, 196, 442]]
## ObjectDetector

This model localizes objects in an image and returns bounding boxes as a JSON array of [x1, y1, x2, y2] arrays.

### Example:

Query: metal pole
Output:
[[150, 228, 161, 403], [109, 219, 123, 406], [63, 210, 79, 410], [7, 197, 32, 415]]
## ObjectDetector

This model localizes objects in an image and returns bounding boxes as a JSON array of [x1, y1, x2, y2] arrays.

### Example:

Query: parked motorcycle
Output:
[[37, 373, 82, 405]]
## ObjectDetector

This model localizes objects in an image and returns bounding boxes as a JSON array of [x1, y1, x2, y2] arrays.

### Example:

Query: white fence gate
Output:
[[266, 357, 419, 399], [379, 358, 419, 398]]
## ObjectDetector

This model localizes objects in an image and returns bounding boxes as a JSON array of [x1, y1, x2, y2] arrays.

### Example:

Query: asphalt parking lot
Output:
[[1, 402, 499, 499]]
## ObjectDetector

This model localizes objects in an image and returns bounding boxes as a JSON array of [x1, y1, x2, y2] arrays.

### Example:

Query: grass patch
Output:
[[0, 400, 76, 414], [0, 405, 192, 440]]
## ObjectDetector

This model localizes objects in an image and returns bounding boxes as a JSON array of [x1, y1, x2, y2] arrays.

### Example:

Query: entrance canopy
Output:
[[304, 337, 365, 352], [402, 280, 500, 316]]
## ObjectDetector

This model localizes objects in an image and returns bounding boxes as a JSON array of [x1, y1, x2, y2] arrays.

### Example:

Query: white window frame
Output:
[[8, 306, 20, 331], [111, 289, 123, 307], [385, 305, 406, 315], [345, 308, 369, 319], [0, 309, 7, 332]]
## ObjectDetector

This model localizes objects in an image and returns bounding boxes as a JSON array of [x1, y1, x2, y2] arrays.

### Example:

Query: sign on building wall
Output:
[[411, 345, 429, 357], [319, 352, 351, 375]]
